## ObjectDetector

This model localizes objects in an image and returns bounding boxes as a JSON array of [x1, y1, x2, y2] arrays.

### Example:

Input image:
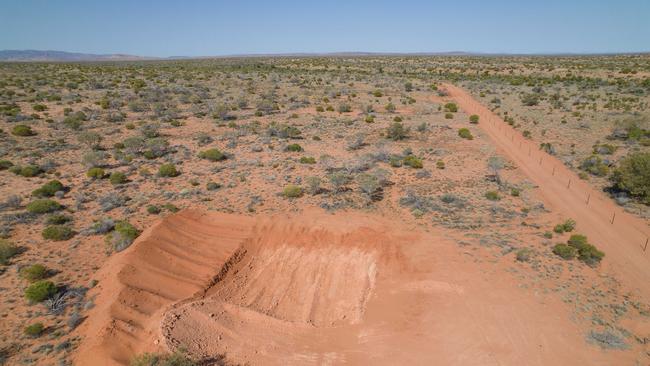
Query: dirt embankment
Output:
[[443, 83, 650, 300], [74, 209, 633, 365]]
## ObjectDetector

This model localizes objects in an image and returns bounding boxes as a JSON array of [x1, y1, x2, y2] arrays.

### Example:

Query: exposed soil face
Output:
[[76, 209, 634, 365]]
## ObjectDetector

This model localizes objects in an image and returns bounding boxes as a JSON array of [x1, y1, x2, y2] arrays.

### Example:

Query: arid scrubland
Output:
[[1, 55, 650, 365]]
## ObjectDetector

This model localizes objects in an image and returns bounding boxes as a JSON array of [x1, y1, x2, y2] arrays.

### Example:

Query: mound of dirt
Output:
[[75, 209, 630, 366]]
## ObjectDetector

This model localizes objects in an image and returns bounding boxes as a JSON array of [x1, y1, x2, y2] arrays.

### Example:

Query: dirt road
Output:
[[444, 83, 650, 299]]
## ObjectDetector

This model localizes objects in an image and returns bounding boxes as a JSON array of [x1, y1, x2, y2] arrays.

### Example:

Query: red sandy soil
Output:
[[443, 83, 650, 300], [71, 88, 650, 366], [75, 210, 632, 366]]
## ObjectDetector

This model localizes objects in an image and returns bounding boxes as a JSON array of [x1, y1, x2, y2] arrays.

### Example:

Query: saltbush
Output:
[[469, 115, 480, 124], [553, 244, 577, 259], [458, 128, 473, 140], [611, 152, 650, 204], [25, 280, 57, 303], [26, 199, 62, 214], [42, 225, 75, 241], [403, 155, 423, 169], [283, 185, 303, 198], [20, 264, 48, 282], [286, 143, 303, 152], [158, 163, 180, 177], [87, 167, 106, 179], [106, 221, 141, 252], [12, 124, 36, 136], [109, 172, 128, 185], [198, 148, 226, 162], [24, 323, 44, 337], [0, 239, 20, 265], [32, 180, 64, 198]]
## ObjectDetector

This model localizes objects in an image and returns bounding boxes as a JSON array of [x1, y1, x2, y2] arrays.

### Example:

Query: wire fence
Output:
[[449, 86, 650, 255]]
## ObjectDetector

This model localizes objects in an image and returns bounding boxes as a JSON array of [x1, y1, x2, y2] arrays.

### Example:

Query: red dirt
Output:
[[75, 209, 633, 365], [443, 83, 650, 300]]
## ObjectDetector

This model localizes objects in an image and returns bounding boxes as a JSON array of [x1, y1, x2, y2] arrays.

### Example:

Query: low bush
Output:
[[12, 124, 36, 136], [568, 234, 604, 265], [0, 160, 14, 170], [206, 182, 221, 191], [286, 143, 303, 152], [198, 148, 226, 162], [469, 115, 479, 124], [553, 219, 576, 234], [20, 264, 48, 282], [445, 113, 453, 119], [26, 199, 62, 214], [146, 205, 161, 215], [458, 128, 473, 140], [109, 172, 128, 185], [158, 163, 180, 177], [299, 156, 316, 164], [24, 323, 44, 337], [515, 248, 533, 262], [444, 103, 458, 112], [436, 160, 445, 169], [485, 191, 500, 201], [106, 221, 141, 252], [552, 244, 577, 259], [283, 185, 303, 198], [130, 350, 197, 366], [386, 122, 409, 140], [42, 225, 75, 241], [403, 155, 423, 169], [0, 239, 20, 265], [87, 167, 106, 179], [10, 165, 42, 177], [25, 280, 57, 303], [611, 152, 650, 204], [32, 180, 64, 198]]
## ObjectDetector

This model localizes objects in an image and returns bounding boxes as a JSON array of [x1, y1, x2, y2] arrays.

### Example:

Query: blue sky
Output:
[[1, 0, 648, 57]]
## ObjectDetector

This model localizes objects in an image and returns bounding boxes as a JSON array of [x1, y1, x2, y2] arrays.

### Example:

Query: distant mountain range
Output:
[[0, 50, 154, 61], [1, 49, 647, 62]]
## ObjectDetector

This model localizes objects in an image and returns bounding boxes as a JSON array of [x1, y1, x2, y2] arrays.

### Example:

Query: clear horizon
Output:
[[1, 0, 649, 57]]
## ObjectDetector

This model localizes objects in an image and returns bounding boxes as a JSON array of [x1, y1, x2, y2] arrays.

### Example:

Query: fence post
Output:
[[611, 212, 616, 224], [567, 179, 571, 189], [552, 166, 556, 176], [586, 193, 590, 205], [644, 238, 648, 252]]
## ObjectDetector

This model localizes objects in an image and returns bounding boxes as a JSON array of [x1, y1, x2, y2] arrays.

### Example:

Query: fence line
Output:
[[453, 91, 649, 254]]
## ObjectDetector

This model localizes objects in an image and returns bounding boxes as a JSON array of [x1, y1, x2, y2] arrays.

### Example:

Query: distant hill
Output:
[[0, 50, 155, 61]]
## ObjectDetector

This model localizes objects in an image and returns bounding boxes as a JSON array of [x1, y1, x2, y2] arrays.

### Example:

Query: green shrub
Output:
[[553, 219, 576, 234], [445, 113, 454, 119], [163, 203, 180, 213], [158, 163, 180, 177], [611, 152, 650, 204], [365, 115, 375, 123], [10, 165, 42, 177], [45, 214, 71, 225], [0, 240, 20, 265], [32, 180, 64, 197], [0, 160, 14, 170], [385, 103, 396, 112], [87, 167, 106, 179], [510, 188, 521, 197], [444, 103, 458, 112], [198, 148, 226, 162], [469, 115, 480, 124], [568, 234, 604, 265], [26, 199, 62, 214], [403, 155, 423, 169], [485, 191, 500, 201], [458, 128, 473, 140], [106, 221, 141, 252], [299, 156, 316, 164], [12, 124, 36, 136], [338, 104, 352, 113], [32, 104, 47, 112], [42, 225, 75, 241], [283, 185, 303, 198], [286, 143, 303, 152], [24, 323, 44, 337], [386, 122, 409, 140], [109, 172, 128, 185], [553, 244, 577, 259], [130, 350, 196, 366], [580, 155, 609, 176], [20, 264, 48, 282], [25, 280, 57, 303], [515, 248, 533, 262], [147, 205, 161, 215], [206, 182, 221, 191]]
